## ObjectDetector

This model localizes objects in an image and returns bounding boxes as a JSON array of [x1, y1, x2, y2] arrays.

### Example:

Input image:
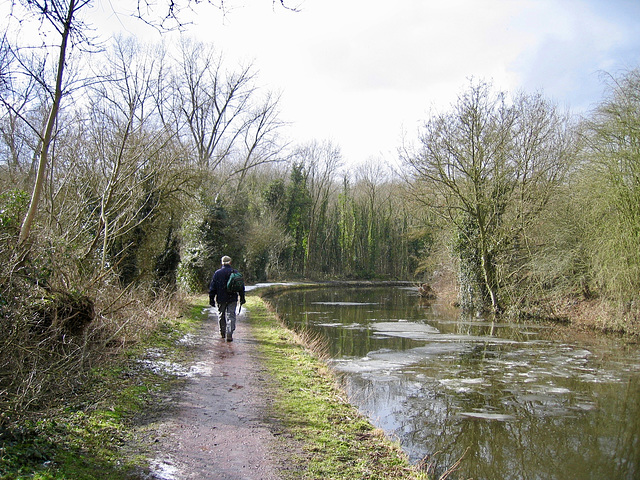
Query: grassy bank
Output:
[[244, 295, 425, 480]]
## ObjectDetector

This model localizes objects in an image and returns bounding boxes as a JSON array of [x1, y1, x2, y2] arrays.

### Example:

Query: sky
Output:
[[73, 0, 640, 165]]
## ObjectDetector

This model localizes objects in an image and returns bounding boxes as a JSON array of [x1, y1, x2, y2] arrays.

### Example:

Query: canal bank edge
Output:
[[245, 293, 427, 480], [254, 278, 640, 338]]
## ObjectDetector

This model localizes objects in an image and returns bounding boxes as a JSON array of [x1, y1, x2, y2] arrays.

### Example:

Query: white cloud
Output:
[[82, 0, 640, 164], [507, 0, 640, 109]]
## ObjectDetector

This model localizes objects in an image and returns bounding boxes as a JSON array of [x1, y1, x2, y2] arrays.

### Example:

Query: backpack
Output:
[[227, 271, 245, 293]]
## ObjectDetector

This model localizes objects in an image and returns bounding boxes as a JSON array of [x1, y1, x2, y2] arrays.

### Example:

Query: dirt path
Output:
[[145, 307, 286, 480]]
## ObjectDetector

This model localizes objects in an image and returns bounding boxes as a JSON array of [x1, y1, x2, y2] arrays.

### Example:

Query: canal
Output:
[[264, 285, 640, 480]]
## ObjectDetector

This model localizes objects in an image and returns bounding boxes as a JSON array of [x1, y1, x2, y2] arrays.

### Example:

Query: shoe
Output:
[[226, 332, 233, 342], [220, 330, 225, 338]]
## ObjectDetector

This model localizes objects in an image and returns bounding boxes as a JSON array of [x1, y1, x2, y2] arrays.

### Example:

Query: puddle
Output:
[[147, 458, 179, 480]]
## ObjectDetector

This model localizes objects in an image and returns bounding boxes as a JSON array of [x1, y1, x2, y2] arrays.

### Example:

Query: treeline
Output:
[[178, 148, 426, 290], [1, 27, 639, 419], [0, 32, 426, 417]]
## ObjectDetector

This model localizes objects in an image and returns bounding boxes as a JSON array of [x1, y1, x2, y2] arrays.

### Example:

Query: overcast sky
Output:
[[95, 0, 640, 165]]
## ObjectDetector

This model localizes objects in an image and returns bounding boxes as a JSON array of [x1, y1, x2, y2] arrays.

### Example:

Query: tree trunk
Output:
[[18, 0, 76, 246], [480, 251, 500, 313]]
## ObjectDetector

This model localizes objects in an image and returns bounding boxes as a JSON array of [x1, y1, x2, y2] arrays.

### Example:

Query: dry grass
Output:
[[424, 265, 639, 337], [0, 270, 189, 426], [551, 296, 640, 336]]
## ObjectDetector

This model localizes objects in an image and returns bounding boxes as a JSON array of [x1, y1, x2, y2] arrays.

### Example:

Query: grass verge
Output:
[[244, 295, 426, 480]]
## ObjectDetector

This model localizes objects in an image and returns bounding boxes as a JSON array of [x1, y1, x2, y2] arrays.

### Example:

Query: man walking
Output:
[[209, 256, 245, 342]]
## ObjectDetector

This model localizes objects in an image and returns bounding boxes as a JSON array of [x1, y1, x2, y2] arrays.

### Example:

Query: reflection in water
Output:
[[267, 286, 640, 480]]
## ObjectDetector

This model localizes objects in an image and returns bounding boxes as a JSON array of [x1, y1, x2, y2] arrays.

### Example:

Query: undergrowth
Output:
[[0, 302, 202, 480]]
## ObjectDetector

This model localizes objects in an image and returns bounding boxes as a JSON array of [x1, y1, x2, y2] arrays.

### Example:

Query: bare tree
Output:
[[172, 38, 258, 170], [75, 37, 197, 280], [353, 159, 393, 274], [403, 80, 574, 314], [294, 140, 342, 275], [11, 0, 90, 245], [0, 36, 44, 179], [231, 90, 288, 188], [580, 68, 640, 303], [6, 0, 292, 246]]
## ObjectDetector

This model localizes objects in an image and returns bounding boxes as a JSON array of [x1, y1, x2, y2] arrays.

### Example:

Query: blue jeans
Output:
[[217, 302, 237, 336]]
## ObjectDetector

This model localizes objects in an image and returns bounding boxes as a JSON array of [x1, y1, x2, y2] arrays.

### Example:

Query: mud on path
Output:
[[145, 307, 289, 480]]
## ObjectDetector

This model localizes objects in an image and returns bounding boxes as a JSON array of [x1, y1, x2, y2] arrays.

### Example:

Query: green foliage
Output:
[[153, 227, 181, 292], [177, 188, 249, 292], [198, 201, 231, 269], [452, 211, 491, 314], [580, 69, 640, 304], [283, 162, 312, 273], [177, 212, 208, 293], [338, 187, 357, 273], [0, 190, 29, 236], [262, 178, 287, 213]]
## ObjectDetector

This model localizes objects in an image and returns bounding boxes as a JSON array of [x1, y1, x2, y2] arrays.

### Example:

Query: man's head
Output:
[[221, 255, 232, 265]]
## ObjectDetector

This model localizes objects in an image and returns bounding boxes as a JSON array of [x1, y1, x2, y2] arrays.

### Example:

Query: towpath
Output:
[[145, 307, 288, 480]]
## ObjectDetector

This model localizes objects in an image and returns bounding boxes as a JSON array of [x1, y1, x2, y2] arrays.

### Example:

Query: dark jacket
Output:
[[209, 264, 245, 305]]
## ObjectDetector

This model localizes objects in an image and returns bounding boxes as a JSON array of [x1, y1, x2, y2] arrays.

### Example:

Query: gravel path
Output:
[[145, 307, 286, 480]]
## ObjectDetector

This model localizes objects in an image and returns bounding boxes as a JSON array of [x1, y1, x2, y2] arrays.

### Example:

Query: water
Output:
[[265, 286, 640, 480]]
